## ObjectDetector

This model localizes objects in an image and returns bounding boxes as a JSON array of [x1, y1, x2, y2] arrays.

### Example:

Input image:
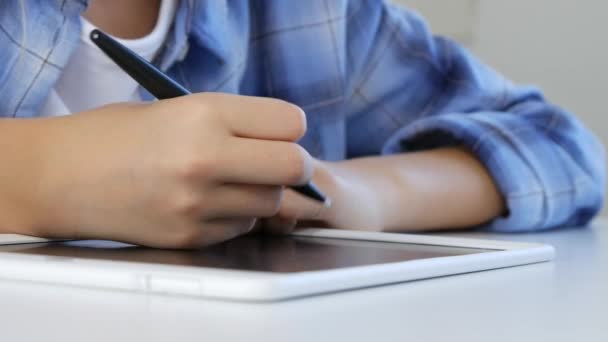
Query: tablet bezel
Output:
[[0, 229, 555, 301]]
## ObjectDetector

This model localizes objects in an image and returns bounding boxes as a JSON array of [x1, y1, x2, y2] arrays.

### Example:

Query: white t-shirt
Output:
[[39, 0, 177, 117]]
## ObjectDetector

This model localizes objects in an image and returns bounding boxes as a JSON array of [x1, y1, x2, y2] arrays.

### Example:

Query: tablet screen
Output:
[[0, 235, 496, 273]]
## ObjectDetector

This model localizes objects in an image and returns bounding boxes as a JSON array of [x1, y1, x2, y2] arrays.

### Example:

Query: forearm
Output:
[[0, 118, 50, 234], [329, 148, 506, 232]]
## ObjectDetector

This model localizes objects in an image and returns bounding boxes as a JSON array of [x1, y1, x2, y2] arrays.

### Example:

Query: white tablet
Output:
[[0, 229, 554, 301]]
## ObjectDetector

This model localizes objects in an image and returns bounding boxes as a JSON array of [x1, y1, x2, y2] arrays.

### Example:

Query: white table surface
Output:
[[0, 219, 606, 342]]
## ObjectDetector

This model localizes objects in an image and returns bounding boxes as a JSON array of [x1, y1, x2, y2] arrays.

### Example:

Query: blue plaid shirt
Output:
[[0, 0, 604, 232]]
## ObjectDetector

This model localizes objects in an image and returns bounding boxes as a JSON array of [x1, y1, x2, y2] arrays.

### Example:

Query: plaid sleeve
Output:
[[344, 1, 605, 232]]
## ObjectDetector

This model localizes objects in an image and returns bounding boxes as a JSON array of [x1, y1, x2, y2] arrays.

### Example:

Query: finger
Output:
[[199, 93, 307, 141], [248, 220, 265, 235], [260, 216, 297, 235], [278, 189, 330, 221], [203, 184, 283, 219], [217, 139, 314, 185], [168, 218, 257, 249], [203, 217, 258, 239], [196, 218, 257, 247]]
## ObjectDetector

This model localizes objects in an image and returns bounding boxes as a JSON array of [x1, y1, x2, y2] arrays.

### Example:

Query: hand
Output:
[[259, 159, 383, 234], [24, 93, 314, 248]]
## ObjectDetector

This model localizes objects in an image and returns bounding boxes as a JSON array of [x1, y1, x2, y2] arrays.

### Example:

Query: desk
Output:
[[0, 219, 606, 342]]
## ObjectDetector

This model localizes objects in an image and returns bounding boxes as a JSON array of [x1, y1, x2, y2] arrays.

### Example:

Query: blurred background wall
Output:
[[395, 0, 608, 214]]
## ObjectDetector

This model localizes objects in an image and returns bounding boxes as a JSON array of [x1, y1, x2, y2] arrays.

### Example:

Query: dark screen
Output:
[[0, 235, 494, 273]]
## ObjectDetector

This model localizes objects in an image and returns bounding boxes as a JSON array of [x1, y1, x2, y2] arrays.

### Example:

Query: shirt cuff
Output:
[[380, 112, 577, 232]]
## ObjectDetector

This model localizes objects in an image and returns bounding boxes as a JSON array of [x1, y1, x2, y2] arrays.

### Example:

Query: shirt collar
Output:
[[158, 0, 234, 71], [72, 0, 197, 71], [155, 0, 194, 70]]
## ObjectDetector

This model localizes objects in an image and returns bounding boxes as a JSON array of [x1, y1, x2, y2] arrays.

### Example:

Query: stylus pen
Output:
[[90, 29, 331, 207]]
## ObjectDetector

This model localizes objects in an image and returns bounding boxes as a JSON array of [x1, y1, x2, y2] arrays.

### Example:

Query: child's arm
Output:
[[0, 119, 50, 233], [0, 94, 316, 248], [263, 147, 505, 233], [328, 148, 506, 232], [265, 1, 604, 233]]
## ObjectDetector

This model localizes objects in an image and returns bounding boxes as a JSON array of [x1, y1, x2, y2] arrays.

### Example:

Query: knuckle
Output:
[[189, 92, 215, 107], [168, 190, 202, 218], [175, 154, 218, 182], [177, 93, 216, 123]]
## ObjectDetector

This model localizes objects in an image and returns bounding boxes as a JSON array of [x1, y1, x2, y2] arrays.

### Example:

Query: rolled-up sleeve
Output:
[[344, 1, 605, 232]]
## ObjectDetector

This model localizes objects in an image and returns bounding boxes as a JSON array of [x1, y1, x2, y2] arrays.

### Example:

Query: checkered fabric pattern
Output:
[[0, 0, 604, 231]]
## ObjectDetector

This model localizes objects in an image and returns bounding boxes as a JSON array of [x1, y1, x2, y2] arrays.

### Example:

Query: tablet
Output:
[[0, 229, 554, 301]]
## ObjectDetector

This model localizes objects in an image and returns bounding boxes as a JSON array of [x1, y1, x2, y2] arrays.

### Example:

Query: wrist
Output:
[[316, 159, 384, 230]]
